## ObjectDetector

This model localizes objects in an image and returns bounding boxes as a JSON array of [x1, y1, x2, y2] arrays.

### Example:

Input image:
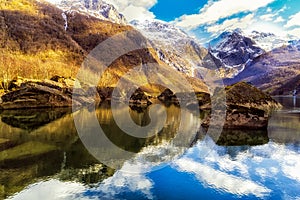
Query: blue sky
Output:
[[104, 0, 300, 41]]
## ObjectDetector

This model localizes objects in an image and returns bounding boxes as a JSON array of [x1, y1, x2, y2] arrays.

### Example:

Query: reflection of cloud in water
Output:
[[9, 180, 85, 200], [174, 138, 300, 198], [95, 140, 300, 199], [175, 158, 271, 198], [88, 164, 154, 199], [82, 141, 187, 199], [251, 143, 300, 183], [9, 138, 300, 199]]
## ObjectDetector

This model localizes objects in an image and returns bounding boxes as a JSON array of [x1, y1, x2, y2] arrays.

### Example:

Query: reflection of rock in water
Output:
[[0, 142, 63, 199], [75, 103, 200, 170], [215, 129, 269, 146], [0, 139, 115, 199], [0, 103, 201, 198], [0, 108, 71, 131], [59, 139, 115, 185], [0, 108, 117, 199]]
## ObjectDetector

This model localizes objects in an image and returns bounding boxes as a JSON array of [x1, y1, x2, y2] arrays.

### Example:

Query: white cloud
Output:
[[105, 0, 157, 21], [285, 12, 300, 28], [175, 0, 275, 30], [260, 13, 276, 21], [246, 21, 285, 36], [206, 14, 255, 34], [274, 16, 285, 23], [122, 5, 155, 21]]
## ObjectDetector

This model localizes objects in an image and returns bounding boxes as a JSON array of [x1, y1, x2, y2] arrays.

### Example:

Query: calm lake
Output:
[[0, 97, 300, 200]]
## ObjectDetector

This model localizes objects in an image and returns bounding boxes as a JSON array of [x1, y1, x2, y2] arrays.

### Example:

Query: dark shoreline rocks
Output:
[[0, 77, 281, 130], [158, 82, 282, 130], [0, 76, 100, 109]]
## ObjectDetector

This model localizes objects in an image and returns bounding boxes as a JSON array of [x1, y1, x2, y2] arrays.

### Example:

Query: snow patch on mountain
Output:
[[61, 12, 68, 30]]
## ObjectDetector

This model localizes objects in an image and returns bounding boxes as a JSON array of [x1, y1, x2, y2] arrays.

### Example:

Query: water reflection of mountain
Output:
[[1, 100, 299, 199], [0, 108, 105, 199], [0, 104, 193, 199]]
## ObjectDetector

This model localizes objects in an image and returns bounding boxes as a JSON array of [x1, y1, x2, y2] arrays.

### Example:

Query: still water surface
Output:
[[0, 97, 300, 200]]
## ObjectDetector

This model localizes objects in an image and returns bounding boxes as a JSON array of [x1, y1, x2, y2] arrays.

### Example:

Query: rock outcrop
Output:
[[201, 82, 281, 129], [129, 88, 152, 105], [0, 77, 100, 109]]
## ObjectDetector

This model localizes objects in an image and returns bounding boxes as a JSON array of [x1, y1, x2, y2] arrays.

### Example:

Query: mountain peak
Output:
[[208, 30, 265, 78], [48, 0, 127, 24], [247, 30, 289, 52]]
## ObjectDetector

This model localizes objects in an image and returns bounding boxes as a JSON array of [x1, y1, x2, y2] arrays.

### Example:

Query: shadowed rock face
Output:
[[156, 82, 281, 130], [223, 105, 269, 129]]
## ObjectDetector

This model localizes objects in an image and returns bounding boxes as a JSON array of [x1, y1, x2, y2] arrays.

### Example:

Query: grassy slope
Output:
[[0, 0, 209, 94]]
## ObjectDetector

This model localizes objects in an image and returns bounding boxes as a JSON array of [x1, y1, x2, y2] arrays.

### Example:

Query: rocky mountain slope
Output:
[[206, 29, 300, 95], [132, 20, 208, 76], [223, 43, 300, 95], [208, 29, 265, 78]]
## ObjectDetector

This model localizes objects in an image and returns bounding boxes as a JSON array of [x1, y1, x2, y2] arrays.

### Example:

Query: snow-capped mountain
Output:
[[247, 31, 289, 52], [53, 0, 127, 25], [223, 43, 300, 95], [208, 29, 265, 78], [131, 20, 207, 76]]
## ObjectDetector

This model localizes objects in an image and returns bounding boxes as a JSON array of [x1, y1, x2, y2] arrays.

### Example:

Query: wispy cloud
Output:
[[206, 14, 255, 35], [260, 5, 287, 23], [260, 13, 277, 21], [175, 0, 275, 30]]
